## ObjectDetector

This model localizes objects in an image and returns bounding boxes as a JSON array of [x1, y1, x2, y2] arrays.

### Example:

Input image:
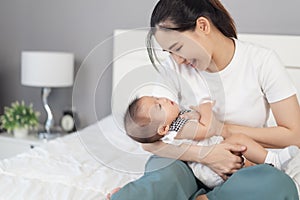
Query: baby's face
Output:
[[138, 96, 180, 126]]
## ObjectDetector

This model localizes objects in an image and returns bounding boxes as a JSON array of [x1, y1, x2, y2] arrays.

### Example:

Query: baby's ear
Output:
[[157, 125, 170, 136]]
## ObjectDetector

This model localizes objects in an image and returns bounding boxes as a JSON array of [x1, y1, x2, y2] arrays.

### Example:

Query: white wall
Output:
[[1, 0, 300, 128]]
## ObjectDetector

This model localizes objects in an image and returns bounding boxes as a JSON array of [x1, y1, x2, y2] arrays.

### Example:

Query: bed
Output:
[[1, 29, 300, 199]]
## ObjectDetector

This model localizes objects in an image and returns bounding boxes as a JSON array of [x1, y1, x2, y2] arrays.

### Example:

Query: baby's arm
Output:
[[176, 102, 218, 140], [224, 134, 267, 164], [197, 102, 213, 126]]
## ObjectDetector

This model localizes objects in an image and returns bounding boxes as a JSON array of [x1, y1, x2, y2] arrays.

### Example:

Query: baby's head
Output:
[[124, 96, 180, 143]]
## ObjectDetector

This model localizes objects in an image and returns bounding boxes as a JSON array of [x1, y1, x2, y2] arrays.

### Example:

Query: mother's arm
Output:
[[223, 95, 300, 148], [142, 141, 246, 179]]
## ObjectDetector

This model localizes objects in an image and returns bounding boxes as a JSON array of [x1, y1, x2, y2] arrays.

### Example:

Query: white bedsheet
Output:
[[0, 115, 151, 200], [1, 114, 300, 199]]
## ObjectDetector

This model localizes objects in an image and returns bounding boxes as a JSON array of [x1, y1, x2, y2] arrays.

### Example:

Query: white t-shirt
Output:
[[157, 38, 296, 128]]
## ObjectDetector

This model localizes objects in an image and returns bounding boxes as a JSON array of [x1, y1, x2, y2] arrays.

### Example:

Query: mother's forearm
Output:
[[142, 141, 203, 163], [224, 124, 300, 148]]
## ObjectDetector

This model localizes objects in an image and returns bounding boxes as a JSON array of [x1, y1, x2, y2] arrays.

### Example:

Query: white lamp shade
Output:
[[21, 51, 74, 87]]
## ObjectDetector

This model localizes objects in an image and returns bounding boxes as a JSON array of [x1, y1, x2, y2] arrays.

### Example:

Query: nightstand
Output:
[[0, 132, 47, 160]]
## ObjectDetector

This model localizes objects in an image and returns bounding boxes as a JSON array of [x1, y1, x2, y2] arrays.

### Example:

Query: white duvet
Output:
[[0, 115, 151, 200]]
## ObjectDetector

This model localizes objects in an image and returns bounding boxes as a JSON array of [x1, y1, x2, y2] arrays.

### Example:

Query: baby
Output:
[[124, 96, 299, 188]]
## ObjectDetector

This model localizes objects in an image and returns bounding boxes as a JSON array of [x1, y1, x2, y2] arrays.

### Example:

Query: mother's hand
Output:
[[199, 142, 246, 180]]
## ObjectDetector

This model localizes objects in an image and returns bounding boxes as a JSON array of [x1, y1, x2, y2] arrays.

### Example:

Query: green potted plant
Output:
[[0, 101, 40, 138]]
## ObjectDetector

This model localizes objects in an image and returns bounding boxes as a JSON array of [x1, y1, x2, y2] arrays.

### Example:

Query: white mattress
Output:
[[0, 115, 151, 200]]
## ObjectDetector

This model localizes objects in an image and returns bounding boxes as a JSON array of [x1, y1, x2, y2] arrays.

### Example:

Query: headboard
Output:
[[112, 29, 300, 125]]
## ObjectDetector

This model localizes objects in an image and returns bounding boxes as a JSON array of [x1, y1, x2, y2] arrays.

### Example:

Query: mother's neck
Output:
[[208, 31, 235, 72]]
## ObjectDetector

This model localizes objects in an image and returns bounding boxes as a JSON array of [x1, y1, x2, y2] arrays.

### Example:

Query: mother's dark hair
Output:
[[150, 0, 236, 38]]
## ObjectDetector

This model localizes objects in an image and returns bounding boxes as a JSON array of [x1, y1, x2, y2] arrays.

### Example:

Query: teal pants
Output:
[[111, 156, 298, 200]]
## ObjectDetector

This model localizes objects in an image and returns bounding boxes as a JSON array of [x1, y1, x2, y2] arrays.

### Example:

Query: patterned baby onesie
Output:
[[161, 109, 224, 188], [161, 110, 193, 146], [169, 110, 190, 132]]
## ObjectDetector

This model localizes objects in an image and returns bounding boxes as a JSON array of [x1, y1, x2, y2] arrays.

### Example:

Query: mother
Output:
[[110, 0, 300, 199]]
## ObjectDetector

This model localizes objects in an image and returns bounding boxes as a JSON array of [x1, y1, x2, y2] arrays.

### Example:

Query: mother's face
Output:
[[154, 28, 212, 71]]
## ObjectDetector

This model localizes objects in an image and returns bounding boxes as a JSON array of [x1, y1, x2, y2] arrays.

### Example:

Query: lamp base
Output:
[[37, 126, 64, 140], [37, 132, 62, 140]]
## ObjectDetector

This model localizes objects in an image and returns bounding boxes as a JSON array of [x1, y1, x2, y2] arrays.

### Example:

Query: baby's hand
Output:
[[180, 110, 200, 120]]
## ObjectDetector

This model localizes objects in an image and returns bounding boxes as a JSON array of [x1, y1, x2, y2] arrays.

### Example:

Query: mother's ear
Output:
[[195, 17, 211, 34]]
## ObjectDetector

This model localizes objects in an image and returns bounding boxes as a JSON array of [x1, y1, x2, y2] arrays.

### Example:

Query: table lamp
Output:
[[21, 51, 74, 139]]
